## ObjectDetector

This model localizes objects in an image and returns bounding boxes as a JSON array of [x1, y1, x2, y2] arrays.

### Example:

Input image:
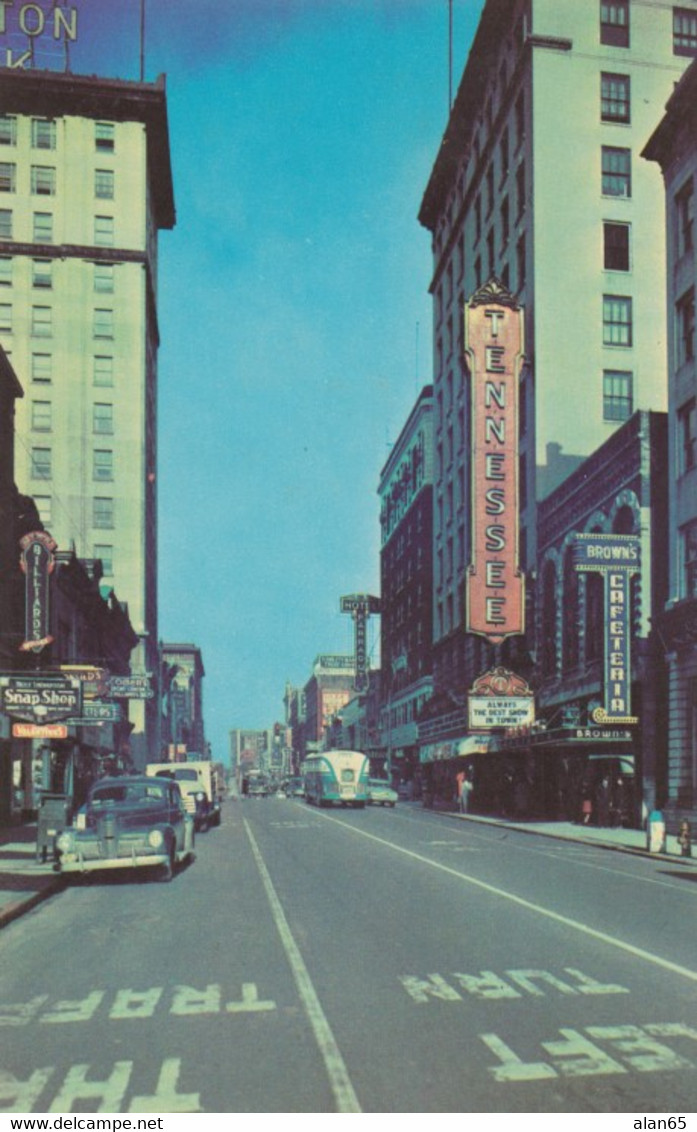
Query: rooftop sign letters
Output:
[[464, 279, 525, 643], [573, 533, 640, 725], [1, 1, 79, 68]]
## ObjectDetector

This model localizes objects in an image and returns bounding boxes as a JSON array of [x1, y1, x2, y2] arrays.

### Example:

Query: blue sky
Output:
[[13, 1, 486, 761]]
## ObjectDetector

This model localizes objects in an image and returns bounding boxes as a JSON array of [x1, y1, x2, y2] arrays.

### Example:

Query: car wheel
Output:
[[159, 844, 175, 883]]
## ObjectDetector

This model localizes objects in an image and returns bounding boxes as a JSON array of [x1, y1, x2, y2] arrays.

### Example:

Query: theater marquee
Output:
[[464, 278, 525, 643]]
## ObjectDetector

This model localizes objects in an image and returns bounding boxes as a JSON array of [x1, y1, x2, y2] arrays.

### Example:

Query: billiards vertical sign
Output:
[[19, 530, 57, 653], [464, 279, 525, 643]]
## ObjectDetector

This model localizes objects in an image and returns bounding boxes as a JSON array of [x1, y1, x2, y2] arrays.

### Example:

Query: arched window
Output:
[[541, 560, 558, 677], [562, 546, 580, 672], [585, 573, 604, 664]]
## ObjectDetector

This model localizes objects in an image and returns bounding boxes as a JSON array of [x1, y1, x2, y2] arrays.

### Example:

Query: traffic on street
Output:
[[1, 795, 696, 1115]]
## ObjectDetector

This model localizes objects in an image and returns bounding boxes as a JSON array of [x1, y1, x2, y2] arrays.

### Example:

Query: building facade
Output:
[[417, 0, 697, 709], [378, 385, 434, 783], [644, 55, 697, 826], [160, 642, 206, 761], [301, 655, 356, 759], [0, 68, 175, 765]]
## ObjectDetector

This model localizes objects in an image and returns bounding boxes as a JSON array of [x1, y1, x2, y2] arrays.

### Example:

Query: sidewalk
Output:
[[0, 821, 64, 929], [436, 806, 697, 864]]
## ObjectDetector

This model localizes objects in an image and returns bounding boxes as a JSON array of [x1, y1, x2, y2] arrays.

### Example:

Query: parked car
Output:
[[367, 778, 398, 807], [285, 777, 305, 798], [56, 775, 195, 882]]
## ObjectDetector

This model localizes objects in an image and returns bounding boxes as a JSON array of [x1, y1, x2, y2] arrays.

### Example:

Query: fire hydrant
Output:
[[677, 819, 692, 858]]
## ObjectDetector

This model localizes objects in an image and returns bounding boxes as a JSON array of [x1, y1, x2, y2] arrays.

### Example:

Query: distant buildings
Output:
[[160, 643, 206, 761]]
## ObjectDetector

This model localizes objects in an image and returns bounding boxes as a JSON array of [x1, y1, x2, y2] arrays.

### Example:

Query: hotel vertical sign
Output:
[[464, 278, 525, 643]]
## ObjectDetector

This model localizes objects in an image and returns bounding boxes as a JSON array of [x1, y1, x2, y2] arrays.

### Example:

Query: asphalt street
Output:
[[1, 796, 696, 1114]]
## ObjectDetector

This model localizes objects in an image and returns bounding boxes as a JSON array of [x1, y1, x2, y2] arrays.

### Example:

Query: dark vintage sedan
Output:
[[56, 775, 195, 882]]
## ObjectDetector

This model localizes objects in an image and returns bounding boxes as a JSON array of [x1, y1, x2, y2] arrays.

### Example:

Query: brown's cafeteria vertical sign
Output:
[[464, 279, 525, 643], [19, 530, 57, 653]]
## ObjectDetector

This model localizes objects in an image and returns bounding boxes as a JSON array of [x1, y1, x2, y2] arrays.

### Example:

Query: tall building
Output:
[[644, 55, 697, 827], [378, 384, 434, 782], [0, 69, 175, 764], [418, 0, 697, 700]]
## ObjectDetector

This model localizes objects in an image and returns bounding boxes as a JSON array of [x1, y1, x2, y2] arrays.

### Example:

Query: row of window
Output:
[[0, 117, 115, 152], [0, 209, 115, 245], [0, 257, 116, 292], [0, 161, 115, 200], [601, 1, 697, 54], [0, 303, 116, 338], [29, 460, 115, 525], [28, 401, 115, 435], [17, 352, 114, 386]]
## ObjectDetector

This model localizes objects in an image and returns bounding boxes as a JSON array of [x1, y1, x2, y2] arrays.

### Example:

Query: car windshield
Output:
[[91, 783, 166, 806], [172, 769, 198, 781]]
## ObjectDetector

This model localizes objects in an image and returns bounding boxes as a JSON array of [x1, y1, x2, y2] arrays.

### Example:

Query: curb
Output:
[[0, 873, 65, 931], [436, 810, 697, 867]]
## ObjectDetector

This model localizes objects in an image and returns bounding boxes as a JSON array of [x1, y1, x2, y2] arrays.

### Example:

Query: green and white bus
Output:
[[303, 750, 370, 808]]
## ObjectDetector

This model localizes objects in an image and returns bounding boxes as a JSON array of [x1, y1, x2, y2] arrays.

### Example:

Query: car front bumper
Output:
[[59, 849, 169, 873]]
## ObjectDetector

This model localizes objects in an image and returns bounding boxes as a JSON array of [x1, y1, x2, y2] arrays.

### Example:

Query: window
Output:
[[499, 127, 509, 183], [474, 254, 482, 289], [0, 209, 11, 239], [93, 449, 113, 481], [31, 305, 52, 337], [33, 212, 53, 242], [486, 164, 494, 215], [676, 178, 694, 257], [601, 73, 630, 122], [31, 447, 51, 480], [0, 302, 11, 333], [94, 262, 114, 293], [93, 308, 113, 339], [0, 256, 11, 286], [680, 519, 697, 599], [602, 147, 631, 197], [94, 544, 113, 576], [31, 166, 55, 196], [34, 496, 52, 524], [516, 233, 526, 291], [474, 194, 481, 241], [31, 119, 56, 149], [516, 161, 525, 219], [94, 215, 114, 247], [603, 369, 633, 420], [603, 295, 632, 346], [95, 169, 114, 200], [677, 287, 695, 366], [31, 400, 52, 432], [32, 259, 52, 289], [674, 6, 697, 55], [678, 398, 697, 475], [31, 353, 52, 383], [95, 122, 115, 152], [93, 497, 114, 529], [604, 222, 631, 270], [93, 355, 113, 386], [500, 196, 509, 249], [515, 89, 525, 147], [93, 402, 113, 434], [601, 1, 629, 47], [487, 228, 495, 277], [0, 162, 16, 192], [0, 116, 17, 146]]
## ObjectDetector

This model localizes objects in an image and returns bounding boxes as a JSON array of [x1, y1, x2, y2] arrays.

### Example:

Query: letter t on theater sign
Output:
[[464, 278, 525, 643]]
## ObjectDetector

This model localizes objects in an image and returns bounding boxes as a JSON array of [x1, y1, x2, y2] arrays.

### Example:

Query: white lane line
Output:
[[312, 810, 697, 986], [243, 818, 361, 1114]]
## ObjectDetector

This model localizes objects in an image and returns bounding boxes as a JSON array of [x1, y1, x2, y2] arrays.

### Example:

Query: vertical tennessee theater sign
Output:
[[19, 530, 56, 652], [464, 278, 525, 642], [573, 533, 640, 724]]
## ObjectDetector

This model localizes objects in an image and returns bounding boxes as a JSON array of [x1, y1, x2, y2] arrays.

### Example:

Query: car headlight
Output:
[[147, 829, 164, 849], [56, 831, 75, 853], [195, 792, 205, 802]]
